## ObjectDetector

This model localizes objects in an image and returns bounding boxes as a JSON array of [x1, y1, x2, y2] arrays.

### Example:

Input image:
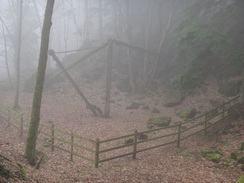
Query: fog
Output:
[[0, 0, 230, 86]]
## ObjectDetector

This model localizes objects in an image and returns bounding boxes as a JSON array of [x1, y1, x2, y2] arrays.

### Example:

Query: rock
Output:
[[201, 147, 223, 163], [240, 142, 244, 151], [138, 133, 148, 140], [177, 108, 197, 119], [238, 157, 244, 164], [209, 99, 224, 107], [207, 108, 219, 120], [218, 79, 242, 97], [126, 102, 140, 110], [237, 174, 244, 183], [124, 137, 134, 144], [116, 77, 132, 93], [205, 153, 221, 163], [230, 152, 238, 160], [142, 105, 150, 110], [163, 89, 183, 107], [202, 147, 223, 155], [147, 116, 171, 129], [151, 107, 160, 113]]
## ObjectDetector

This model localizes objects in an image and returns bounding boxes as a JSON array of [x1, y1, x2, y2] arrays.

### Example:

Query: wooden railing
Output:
[[0, 95, 241, 168], [0, 103, 96, 165]]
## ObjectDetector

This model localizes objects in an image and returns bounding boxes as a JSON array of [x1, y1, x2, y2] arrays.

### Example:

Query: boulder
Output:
[[138, 133, 148, 140], [237, 174, 244, 183], [151, 107, 160, 113], [238, 157, 244, 164], [177, 108, 197, 119], [147, 116, 171, 129], [201, 147, 223, 163], [218, 79, 242, 97], [126, 102, 140, 110], [124, 137, 134, 144], [206, 153, 221, 163], [163, 89, 183, 107]]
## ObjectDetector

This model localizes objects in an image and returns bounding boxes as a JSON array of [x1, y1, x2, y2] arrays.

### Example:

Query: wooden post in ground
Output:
[[95, 138, 100, 168], [222, 102, 225, 122], [51, 122, 54, 151], [7, 109, 10, 126], [133, 130, 138, 159], [204, 112, 207, 135], [20, 113, 23, 137], [71, 133, 74, 161], [48, 50, 98, 116], [177, 122, 181, 148], [104, 40, 113, 117]]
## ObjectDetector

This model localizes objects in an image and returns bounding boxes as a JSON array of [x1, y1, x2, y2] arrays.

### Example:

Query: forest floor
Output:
[[0, 77, 243, 183]]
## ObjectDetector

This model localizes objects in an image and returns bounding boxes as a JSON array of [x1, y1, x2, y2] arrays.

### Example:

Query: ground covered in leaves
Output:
[[0, 78, 243, 182]]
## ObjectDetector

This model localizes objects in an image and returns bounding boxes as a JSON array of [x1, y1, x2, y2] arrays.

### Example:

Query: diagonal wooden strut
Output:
[[48, 49, 101, 116]]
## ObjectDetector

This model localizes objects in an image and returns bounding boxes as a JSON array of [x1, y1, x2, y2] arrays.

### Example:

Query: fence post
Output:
[[133, 130, 138, 160], [20, 114, 23, 137], [177, 122, 181, 148], [70, 133, 74, 161], [7, 109, 10, 126], [204, 112, 208, 135], [222, 102, 225, 122], [95, 138, 100, 168], [51, 122, 54, 151]]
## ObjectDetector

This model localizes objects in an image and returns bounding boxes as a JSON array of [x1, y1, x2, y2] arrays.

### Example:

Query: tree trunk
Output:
[[84, 0, 89, 41], [104, 40, 113, 117], [25, 0, 55, 166], [125, 0, 137, 95], [150, 0, 175, 82], [99, 0, 103, 40], [143, 1, 154, 87], [1, 22, 13, 89], [32, 0, 42, 31], [13, 0, 23, 109]]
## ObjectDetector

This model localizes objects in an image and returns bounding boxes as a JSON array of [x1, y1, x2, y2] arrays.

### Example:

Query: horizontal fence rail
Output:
[[0, 95, 241, 168]]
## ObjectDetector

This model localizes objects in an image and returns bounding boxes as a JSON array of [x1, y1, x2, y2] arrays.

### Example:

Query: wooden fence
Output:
[[0, 95, 241, 168]]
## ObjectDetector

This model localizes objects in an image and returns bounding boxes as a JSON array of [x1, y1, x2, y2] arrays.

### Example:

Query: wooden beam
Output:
[[51, 40, 109, 79], [112, 39, 158, 56], [104, 40, 113, 117], [48, 50, 98, 116]]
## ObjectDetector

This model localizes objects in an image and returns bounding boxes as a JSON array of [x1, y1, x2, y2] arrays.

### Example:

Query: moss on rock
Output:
[[124, 137, 134, 144], [138, 133, 148, 140], [238, 157, 244, 164], [206, 153, 221, 163], [240, 142, 244, 151], [163, 89, 183, 107], [142, 105, 150, 110], [209, 99, 224, 107], [151, 107, 160, 113], [237, 174, 244, 183], [202, 147, 223, 163], [177, 108, 197, 119], [218, 79, 242, 97], [126, 102, 140, 110], [230, 152, 238, 160], [147, 116, 171, 129]]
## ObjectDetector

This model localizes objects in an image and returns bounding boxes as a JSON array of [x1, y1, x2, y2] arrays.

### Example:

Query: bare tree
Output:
[[150, 0, 175, 82], [13, 0, 23, 109], [99, 0, 103, 40], [125, 0, 137, 95], [25, 0, 55, 166], [143, 0, 155, 87], [1, 18, 12, 89]]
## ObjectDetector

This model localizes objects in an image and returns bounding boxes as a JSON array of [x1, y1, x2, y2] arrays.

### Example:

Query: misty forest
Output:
[[0, 0, 244, 182]]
